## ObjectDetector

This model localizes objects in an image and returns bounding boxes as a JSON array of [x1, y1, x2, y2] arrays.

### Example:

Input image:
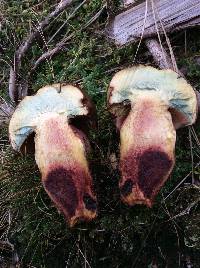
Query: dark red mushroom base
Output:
[[119, 96, 175, 207], [35, 114, 97, 227]]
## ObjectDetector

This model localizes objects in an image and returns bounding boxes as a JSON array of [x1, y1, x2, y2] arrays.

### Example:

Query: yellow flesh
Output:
[[35, 114, 96, 227]]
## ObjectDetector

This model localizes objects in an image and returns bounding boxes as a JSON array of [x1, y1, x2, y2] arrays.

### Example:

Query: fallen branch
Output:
[[145, 38, 173, 69], [9, 0, 73, 103], [106, 0, 200, 46]]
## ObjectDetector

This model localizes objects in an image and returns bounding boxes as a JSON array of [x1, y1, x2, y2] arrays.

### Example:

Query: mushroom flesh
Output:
[[107, 65, 197, 207], [9, 84, 97, 226]]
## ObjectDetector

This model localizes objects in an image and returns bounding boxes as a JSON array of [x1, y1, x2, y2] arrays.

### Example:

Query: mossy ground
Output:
[[0, 1, 200, 267]]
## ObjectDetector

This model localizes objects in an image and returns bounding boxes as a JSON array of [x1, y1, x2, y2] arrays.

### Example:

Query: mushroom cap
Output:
[[108, 65, 197, 129], [9, 84, 92, 151]]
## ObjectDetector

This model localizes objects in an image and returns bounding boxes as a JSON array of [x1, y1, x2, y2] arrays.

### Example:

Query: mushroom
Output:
[[9, 84, 97, 227], [107, 65, 197, 207]]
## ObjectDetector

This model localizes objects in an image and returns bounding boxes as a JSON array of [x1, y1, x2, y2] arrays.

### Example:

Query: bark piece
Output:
[[106, 0, 200, 46]]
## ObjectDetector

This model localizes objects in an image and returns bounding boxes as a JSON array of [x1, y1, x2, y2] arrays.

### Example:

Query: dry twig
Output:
[[30, 3, 106, 76], [8, 0, 73, 103], [30, 34, 73, 74]]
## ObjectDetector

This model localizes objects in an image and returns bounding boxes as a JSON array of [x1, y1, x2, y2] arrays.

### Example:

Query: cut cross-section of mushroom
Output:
[[9, 84, 97, 227], [108, 65, 197, 207]]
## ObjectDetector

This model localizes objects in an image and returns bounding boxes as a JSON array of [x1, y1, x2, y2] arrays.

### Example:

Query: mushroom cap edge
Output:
[[107, 65, 197, 129], [9, 84, 93, 151]]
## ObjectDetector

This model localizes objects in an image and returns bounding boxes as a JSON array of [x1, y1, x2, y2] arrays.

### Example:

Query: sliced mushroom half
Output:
[[9, 84, 97, 226], [108, 65, 197, 207]]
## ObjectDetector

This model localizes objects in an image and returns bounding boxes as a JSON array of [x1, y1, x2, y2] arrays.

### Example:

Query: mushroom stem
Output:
[[119, 95, 175, 207], [34, 113, 97, 227]]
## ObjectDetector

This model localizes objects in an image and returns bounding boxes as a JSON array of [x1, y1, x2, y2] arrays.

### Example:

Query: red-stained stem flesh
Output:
[[119, 95, 176, 207], [34, 113, 97, 226]]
